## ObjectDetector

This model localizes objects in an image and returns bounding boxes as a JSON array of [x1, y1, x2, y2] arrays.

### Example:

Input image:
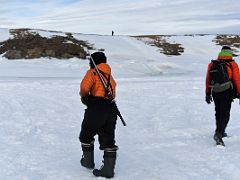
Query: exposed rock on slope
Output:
[[134, 35, 184, 56], [0, 29, 94, 59], [213, 35, 240, 56]]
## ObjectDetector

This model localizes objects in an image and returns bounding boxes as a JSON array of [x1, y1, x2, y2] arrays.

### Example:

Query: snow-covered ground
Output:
[[1, 29, 240, 180]]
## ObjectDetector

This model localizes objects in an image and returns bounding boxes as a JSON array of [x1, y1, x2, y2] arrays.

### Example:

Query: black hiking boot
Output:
[[222, 132, 228, 138], [214, 132, 225, 146], [93, 150, 116, 178], [80, 143, 95, 169]]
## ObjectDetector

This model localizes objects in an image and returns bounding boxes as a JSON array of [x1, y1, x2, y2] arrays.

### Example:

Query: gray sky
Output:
[[0, 0, 240, 35]]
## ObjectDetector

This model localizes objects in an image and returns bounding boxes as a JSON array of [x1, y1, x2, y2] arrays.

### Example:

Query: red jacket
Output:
[[205, 58, 240, 95]]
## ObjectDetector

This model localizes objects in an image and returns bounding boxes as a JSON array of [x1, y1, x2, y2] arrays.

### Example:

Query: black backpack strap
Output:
[[223, 60, 234, 77], [226, 60, 235, 90], [225, 59, 234, 69], [98, 70, 114, 98], [222, 60, 235, 90]]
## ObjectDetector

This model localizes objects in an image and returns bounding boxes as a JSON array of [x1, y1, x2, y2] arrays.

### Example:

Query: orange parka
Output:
[[205, 58, 240, 95], [80, 63, 116, 99]]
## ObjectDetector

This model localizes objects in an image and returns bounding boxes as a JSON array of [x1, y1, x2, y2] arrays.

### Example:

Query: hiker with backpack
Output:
[[79, 52, 118, 178], [205, 46, 240, 146]]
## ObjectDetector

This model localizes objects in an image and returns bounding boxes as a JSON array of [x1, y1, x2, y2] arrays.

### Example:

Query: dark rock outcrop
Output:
[[213, 35, 240, 56], [134, 35, 184, 56], [0, 29, 94, 59]]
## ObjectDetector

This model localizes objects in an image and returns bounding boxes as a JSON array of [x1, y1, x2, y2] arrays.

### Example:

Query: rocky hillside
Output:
[[213, 35, 240, 56], [0, 29, 239, 60], [134, 34, 240, 56], [134, 35, 184, 56], [0, 29, 94, 59]]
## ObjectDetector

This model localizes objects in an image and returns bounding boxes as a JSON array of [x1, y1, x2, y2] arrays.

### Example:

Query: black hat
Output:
[[89, 52, 107, 68], [221, 46, 231, 51]]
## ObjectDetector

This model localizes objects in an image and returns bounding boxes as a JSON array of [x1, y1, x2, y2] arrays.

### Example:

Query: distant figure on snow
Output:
[[112, 30, 114, 36], [205, 46, 240, 146], [79, 52, 118, 178]]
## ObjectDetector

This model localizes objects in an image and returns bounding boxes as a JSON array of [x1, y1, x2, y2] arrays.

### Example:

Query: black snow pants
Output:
[[212, 89, 233, 136], [79, 97, 118, 150]]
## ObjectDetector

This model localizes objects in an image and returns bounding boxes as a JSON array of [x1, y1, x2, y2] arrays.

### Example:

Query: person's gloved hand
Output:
[[205, 95, 213, 104], [81, 97, 87, 105], [81, 95, 93, 106]]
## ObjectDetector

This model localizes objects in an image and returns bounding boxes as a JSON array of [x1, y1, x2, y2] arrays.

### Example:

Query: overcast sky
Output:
[[0, 0, 240, 35]]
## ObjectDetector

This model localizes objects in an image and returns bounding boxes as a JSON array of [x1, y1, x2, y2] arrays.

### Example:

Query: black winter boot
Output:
[[214, 132, 225, 146], [222, 132, 228, 138], [80, 143, 95, 169], [93, 150, 116, 178]]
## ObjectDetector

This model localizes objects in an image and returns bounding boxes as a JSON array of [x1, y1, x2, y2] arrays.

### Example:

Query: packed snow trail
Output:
[[1, 30, 240, 179]]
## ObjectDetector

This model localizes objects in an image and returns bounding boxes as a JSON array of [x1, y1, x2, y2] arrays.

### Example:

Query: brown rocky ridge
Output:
[[0, 29, 94, 60]]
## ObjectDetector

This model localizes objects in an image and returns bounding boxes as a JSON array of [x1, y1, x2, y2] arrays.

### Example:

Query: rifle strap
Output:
[[98, 69, 114, 98]]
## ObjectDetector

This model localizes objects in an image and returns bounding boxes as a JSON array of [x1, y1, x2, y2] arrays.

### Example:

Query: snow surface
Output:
[[1, 29, 240, 180]]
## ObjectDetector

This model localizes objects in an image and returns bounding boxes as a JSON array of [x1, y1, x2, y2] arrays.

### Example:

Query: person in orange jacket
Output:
[[79, 52, 118, 178], [205, 46, 240, 144]]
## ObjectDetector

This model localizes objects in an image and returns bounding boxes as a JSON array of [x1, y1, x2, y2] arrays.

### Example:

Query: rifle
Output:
[[89, 55, 126, 126]]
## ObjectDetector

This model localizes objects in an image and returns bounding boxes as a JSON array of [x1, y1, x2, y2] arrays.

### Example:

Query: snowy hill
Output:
[[1, 28, 240, 180]]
